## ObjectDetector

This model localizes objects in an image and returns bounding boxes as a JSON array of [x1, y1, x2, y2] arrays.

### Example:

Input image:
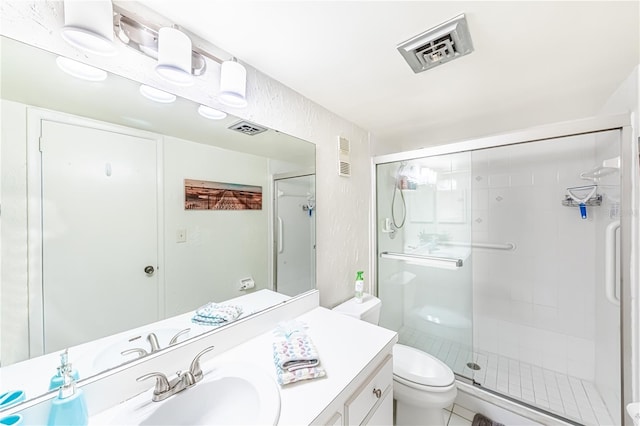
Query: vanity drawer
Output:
[[345, 355, 393, 425]]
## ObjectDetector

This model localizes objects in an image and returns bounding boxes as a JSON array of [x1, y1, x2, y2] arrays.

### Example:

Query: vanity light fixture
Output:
[[155, 27, 194, 86], [139, 85, 176, 103], [61, 0, 117, 56], [197, 105, 227, 120], [112, 9, 250, 106], [56, 56, 107, 82], [219, 58, 248, 108]]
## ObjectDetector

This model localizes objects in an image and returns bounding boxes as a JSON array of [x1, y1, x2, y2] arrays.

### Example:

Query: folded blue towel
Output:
[[191, 303, 242, 326]]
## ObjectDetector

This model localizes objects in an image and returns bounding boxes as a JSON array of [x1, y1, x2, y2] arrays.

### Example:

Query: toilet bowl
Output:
[[332, 294, 457, 426], [393, 344, 457, 425]]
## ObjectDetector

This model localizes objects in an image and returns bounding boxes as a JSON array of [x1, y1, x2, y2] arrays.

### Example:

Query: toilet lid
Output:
[[393, 344, 455, 387]]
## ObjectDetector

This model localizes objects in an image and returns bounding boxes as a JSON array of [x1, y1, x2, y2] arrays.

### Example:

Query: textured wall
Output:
[[0, 0, 371, 310]]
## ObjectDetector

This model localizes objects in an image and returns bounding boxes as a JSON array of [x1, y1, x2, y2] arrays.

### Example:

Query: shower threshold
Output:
[[398, 326, 618, 426]]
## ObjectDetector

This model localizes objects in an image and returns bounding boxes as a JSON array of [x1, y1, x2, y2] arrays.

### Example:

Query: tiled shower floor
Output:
[[399, 326, 617, 426]]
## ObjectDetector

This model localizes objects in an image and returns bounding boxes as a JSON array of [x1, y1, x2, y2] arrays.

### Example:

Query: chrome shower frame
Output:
[[371, 113, 638, 425]]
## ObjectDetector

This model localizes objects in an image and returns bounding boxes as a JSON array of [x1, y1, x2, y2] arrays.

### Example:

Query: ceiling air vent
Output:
[[228, 120, 268, 136], [338, 136, 351, 177], [397, 14, 473, 73]]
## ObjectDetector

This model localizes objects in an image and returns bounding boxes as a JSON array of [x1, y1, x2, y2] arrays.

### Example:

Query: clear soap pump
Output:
[[354, 271, 364, 304], [49, 349, 79, 391], [47, 351, 88, 426]]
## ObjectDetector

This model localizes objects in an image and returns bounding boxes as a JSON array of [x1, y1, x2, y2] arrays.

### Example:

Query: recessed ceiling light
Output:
[[139, 85, 176, 103], [198, 105, 227, 120], [56, 56, 107, 82]]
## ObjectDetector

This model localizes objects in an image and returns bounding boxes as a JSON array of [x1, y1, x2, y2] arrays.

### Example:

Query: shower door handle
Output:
[[277, 216, 283, 253], [605, 220, 620, 306]]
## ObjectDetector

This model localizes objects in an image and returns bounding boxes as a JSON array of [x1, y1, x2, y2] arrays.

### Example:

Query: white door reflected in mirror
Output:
[[40, 120, 160, 355]]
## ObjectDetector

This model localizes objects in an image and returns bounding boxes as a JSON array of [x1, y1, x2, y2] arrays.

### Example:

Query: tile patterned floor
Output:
[[399, 326, 617, 426], [444, 404, 475, 426]]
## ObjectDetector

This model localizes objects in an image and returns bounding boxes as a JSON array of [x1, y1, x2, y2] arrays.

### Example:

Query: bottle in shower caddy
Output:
[[354, 271, 365, 303]]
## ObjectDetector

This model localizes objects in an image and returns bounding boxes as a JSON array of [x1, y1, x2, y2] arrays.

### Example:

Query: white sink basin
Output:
[[98, 364, 280, 426]]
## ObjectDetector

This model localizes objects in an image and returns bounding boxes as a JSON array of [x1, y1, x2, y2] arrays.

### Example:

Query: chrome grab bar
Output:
[[605, 220, 620, 306], [379, 252, 463, 268], [440, 241, 516, 251]]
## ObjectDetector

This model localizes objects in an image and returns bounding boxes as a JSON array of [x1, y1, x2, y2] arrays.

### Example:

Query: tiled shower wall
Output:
[[471, 132, 619, 381]]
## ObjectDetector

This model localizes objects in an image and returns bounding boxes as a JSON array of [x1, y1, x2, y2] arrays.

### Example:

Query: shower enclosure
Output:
[[273, 173, 316, 296], [374, 116, 635, 426]]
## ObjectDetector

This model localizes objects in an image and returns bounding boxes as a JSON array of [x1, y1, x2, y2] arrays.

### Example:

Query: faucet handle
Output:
[[189, 346, 215, 382], [169, 328, 191, 345], [121, 348, 149, 358], [147, 333, 161, 353], [137, 372, 170, 395]]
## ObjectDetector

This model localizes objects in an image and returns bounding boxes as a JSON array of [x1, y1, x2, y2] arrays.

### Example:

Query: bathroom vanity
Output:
[[4, 290, 398, 425]]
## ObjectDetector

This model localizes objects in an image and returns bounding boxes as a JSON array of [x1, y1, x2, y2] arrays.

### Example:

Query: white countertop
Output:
[[91, 306, 397, 425]]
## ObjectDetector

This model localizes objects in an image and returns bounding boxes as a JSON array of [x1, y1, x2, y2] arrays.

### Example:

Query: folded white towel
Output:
[[272, 329, 326, 385], [273, 336, 320, 371], [274, 365, 326, 385], [191, 303, 242, 326]]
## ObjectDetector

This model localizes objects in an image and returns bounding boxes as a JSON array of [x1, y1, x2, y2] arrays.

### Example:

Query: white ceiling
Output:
[[139, 1, 639, 152]]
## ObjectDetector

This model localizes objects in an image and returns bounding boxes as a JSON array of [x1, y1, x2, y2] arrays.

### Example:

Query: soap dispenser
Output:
[[47, 354, 88, 426], [49, 350, 79, 391], [354, 271, 364, 303]]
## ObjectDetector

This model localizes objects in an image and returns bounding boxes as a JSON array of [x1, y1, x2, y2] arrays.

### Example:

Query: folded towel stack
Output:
[[191, 302, 243, 326], [272, 321, 326, 385]]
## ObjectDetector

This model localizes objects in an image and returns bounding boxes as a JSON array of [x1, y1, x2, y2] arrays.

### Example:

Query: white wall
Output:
[[0, 0, 371, 311], [163, 136, 270, 317]]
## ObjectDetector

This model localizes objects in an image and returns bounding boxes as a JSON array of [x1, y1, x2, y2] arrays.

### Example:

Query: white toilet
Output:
[[333, 294, 457, 426]]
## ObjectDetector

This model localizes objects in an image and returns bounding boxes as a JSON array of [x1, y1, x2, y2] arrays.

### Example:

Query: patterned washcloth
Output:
[[273, 320, 308, 339], [191, 303, 243, 326], [272, 333, 326, 385]]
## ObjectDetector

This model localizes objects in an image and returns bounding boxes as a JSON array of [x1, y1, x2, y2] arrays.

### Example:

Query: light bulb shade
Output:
[[155, 27, 193, 86], [219, 60, 247, 108], [139, 85, 176, 103], [198, 105, 227, 120], [56, 56, 107, 81], [61, 0, 116, 56]]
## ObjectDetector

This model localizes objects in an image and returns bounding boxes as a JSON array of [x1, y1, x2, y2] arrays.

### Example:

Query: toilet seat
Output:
[[393, 344, 455, 388]]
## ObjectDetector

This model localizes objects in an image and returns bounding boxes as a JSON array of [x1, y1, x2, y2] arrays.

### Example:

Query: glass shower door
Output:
[[376, 152, 475, 380], [274, 174, 316, 296]]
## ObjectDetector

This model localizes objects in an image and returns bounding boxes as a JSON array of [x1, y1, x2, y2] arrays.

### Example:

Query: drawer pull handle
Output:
[[373, 388, 382, 398]]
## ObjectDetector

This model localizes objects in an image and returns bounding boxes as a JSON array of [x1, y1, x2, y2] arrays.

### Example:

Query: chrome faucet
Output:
[[121, 347, 148, 359], [121, 328, 191, 361], [169, 328, 191, 346], [137, 346, 215, 402]]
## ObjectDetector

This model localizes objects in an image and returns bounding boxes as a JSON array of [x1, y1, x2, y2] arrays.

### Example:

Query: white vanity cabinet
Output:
[[345, 355, 393, 425], [313, 354, 394, 426]]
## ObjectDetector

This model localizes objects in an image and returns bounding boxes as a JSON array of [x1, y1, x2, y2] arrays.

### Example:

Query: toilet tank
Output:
[[332, 294, 381, 325]]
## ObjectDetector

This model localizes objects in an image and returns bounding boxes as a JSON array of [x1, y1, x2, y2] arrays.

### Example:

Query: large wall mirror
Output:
[[0, 36, 316, 405]]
